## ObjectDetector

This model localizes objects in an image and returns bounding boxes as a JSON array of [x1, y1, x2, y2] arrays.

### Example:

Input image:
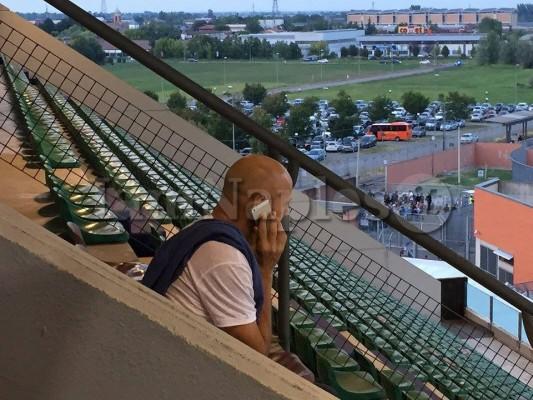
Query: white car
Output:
[[470, 113, 483, 122], [516, 102, 529, 111], [317, 58, 329, 64], [325, 141, 342, 152], [419, 59, 431, 65], [460, 133, 479, 144]]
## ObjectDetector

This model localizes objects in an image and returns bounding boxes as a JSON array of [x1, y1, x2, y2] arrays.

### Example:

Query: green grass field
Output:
[[105, 58, 424, 102], [291, 62, 533, 104], [436, 168, 512, 187]]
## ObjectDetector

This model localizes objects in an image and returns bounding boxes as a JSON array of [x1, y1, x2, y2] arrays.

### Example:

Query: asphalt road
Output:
[[295, 123, 506, 190], [268, 63, 454, 95]]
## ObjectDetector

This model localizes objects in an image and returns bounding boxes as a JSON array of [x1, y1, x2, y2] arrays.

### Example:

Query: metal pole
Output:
[[384, 159, 388, 192], [489, 296, 494, 328], [277, 215, 291, 351], [458, 125, 461, 185], [232, 123, 235, 151], [47, 0, 533, 323], [465, 212, 469, 261], [356, 139, 360, 186]]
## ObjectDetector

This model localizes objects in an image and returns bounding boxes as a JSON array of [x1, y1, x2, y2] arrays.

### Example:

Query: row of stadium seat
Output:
[[3, 61, 132, 245], [3, 59, 79, 168], [286, 238, 533, 400]]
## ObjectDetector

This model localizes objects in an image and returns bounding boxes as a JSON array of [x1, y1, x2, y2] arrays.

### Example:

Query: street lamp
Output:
[[320, 49, 325, 80], [457, 124, 461, 185], [275, 52, 280, 86], [484, 90, 489, 103], [384, 159, 388, 192], [431, 135, 436, 176], [515, 63, 520, 104], [223, 56, 228, 86], [356, 139, 361, 187]]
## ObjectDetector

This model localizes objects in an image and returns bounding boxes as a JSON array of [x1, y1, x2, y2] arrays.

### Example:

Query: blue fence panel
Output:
[[493, 300, 519, 338], [467, 283, 490, 317]]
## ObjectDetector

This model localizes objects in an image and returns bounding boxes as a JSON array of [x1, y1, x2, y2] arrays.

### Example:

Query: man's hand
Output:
[[251, 211, 287, 273]]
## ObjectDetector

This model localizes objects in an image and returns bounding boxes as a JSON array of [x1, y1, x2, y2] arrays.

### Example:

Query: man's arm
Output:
[[222, 212, 285, 355]]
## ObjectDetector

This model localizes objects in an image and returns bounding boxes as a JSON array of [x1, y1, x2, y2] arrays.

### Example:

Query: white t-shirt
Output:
[[165, 240, 257, 328]]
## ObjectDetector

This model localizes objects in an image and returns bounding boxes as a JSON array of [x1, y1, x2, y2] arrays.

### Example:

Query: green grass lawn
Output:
[[437, 168, 512, 187], [104, 58, 424, 102], [291, 63, 533, 104]]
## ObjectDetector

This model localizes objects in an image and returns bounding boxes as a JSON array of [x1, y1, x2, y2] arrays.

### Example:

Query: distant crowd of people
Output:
[[383, 191, 435, 217]]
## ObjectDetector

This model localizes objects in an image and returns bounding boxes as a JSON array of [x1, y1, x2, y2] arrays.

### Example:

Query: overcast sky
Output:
[[5, 0, 522, 13]]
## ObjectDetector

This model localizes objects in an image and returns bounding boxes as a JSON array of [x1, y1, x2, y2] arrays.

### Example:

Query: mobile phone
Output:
[[251, 200, 271, 221]]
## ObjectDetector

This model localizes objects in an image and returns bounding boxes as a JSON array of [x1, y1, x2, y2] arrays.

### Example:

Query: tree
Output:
[[70, 36, 105, 64], [499, 36, 519, 65], [39, 18, 56, 34], [144, 90, 159, 101], [409, 43, 421, 57], [369, 95, 393, 121], [518, 41, 533, 68], [444, 92, 476, 120], [249, 107, 274, 154], [401, 91, 429, 115], [478, 18, 503, 36], [360, 47, 369, 58], [410, 5, 421, 10], [242, 83, 267, 105], [330, 115, 358, 138], [374, 48, 383, 58], [331, 90, 356, 118], [262, 93, 289, 117], [246, 18, 263, 34], [285, 97, 318, 137], [340, 47, 349, 58], [348, 45, 359, 57], [167, 91, 187, 111], [477, 31, 500, 65], [153, 37, 184, 58], [441, 45, 450, 58], [365, 21, 377, 35], [309, 41, 329, 57]]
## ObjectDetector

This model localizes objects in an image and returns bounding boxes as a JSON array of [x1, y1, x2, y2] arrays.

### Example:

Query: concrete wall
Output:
[[528, 149, 533, 166], [388, 143, 519, 187], [474, 188, 533, 284], [0, 203, 333, 400]]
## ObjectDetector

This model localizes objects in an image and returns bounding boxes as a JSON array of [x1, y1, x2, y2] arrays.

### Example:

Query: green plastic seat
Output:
[[378, 369, 413, 400], [351, 348, 379, 382], [79, 221, 129, 245], [331, 370, 386, 400], [293, 327, 335, 372], [316, 348, 360, 386], [402, 391, 431, 400]]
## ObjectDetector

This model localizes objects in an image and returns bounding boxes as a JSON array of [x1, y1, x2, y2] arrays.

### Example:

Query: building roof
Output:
[[485, 111, 533, 126], [348, 8, 516, 15], [358, 33, 482, 43], [98, 38, 151, 52]]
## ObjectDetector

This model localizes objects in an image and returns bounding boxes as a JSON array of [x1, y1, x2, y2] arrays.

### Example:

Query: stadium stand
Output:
[[0, 4, 532, 399]]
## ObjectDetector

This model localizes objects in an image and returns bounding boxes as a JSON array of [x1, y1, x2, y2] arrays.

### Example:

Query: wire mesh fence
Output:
[[0, 16, 532, 400]]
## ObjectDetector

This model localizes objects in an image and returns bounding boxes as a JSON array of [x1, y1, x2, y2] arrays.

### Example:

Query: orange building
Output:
[[474, 179, 533, 285], [347, 8, 517, 27]]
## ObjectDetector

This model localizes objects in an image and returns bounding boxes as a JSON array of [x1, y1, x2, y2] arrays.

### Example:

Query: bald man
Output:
[[144, 155, 293, 355]]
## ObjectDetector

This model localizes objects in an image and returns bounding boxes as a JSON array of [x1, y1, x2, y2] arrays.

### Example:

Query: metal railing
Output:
[[41, 0, 533, 341]]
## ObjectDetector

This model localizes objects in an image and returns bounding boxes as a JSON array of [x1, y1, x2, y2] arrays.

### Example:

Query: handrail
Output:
[[43, 0, 533, 335]]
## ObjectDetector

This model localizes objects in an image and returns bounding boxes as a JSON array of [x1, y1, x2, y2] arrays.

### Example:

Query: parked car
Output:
[[470, 113, 483, 122], [412, 126, 427, 137], [516, 102, 529, 111], [359, 135, 377, 149], [341, 137, 358, 152], [187, 58, 199, 63], [456, 119, 466, 128], [441, 121, 458, 131], [425, 118, 440, 130], [460, 133, 479, 144], [307, 148, 327, 161], [419, 59, 431, 65], [325, 140, 342, 152], [352, 125, 365, 137], [317, 58, 329, 64], [239, 147, 252, 156]]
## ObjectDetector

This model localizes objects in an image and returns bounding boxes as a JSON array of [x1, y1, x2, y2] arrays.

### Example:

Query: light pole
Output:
[[515, 63, 520, 104], [484, 90, 489, 103], [431, 135, 436, 176], [223, 56, 227, 86], [457, 125, 461, 185], [275, 52, 280, 86], [356, 139, 361, 187], [320, 49, 324, 80], [384, 159, 388, 192], [232, 123, 235, 151]]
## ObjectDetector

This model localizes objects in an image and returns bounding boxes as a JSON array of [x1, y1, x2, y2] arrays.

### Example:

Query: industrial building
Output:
[[347, 8, 518, 28]]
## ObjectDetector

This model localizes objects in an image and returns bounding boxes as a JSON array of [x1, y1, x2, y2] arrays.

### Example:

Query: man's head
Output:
[[213, 155, 293, 237]]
